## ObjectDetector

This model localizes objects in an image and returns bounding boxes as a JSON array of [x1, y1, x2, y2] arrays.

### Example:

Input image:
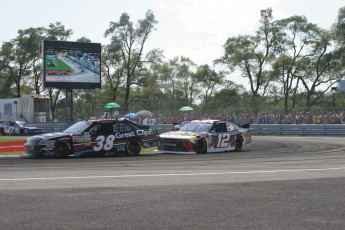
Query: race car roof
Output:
[[190, 119, 219, 124]]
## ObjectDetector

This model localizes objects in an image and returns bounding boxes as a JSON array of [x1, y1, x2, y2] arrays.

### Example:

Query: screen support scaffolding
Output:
[[65, 89, 73, 122]]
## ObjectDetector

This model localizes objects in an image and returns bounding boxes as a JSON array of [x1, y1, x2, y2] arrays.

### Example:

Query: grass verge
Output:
[[0, 152, 22, 156], [0, 137, 26, 155], [0, 137, 27, 143], [142, 146, 157, 153], [0, 140, 157, 156]]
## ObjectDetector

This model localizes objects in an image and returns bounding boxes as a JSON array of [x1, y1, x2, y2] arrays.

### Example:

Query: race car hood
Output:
[[159, 131, 206, 139], [26, 132, 71, 143], [23, 126, 41, 130]]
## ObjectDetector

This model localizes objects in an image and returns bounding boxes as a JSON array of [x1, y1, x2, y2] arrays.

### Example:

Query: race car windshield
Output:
[[63, 121, 91, 134], [179, 122, 212, 132], [16, 121, 28, 126]]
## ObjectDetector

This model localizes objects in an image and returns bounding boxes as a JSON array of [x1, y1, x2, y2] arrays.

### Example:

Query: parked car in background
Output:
[[0, 121, 42, 135], [158, 120, 251, 154], [23, 118, 157, 158]]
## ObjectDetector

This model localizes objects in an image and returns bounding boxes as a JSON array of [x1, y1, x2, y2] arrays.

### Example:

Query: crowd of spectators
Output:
[[247, 111, 344, 125], [153, 110, 345, 125]]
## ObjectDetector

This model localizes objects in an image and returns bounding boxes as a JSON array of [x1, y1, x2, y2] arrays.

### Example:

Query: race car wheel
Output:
[[19, 129, 25, 135], [195, 138, 207, 154], [235, 136, 243, 152], [11, 128, 16, 135], [0, 128, 4, 135], [126, 139, 142, 156], [54, 140, 71, 158]]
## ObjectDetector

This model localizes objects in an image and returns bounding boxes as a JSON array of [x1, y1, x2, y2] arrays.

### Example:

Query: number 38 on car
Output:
[[157, 120, 251, 154], [23, 118, 157, 158]]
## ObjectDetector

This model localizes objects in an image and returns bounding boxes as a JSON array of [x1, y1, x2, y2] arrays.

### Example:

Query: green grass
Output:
[[0, 137, 27, 143], [0, 152, 22, 156], [45, 57, 73, 71], [142, 146, 157, 153], [0, 139, 157, 156], [0, 137, 26, 155]]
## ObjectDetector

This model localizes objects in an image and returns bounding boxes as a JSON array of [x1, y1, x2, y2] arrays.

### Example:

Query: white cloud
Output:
[[145, 0, 282, 64]]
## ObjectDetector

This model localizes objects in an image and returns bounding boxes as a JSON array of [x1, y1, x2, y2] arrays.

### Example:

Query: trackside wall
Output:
[[30, 123, 345, 136]]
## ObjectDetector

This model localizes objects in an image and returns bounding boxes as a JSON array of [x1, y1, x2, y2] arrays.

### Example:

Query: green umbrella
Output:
[[179, 106, 193, 111], [104, 102, 121, 109]]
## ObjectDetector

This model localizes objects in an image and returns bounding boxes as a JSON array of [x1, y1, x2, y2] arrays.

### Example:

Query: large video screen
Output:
[[43, 40, 101, 89]]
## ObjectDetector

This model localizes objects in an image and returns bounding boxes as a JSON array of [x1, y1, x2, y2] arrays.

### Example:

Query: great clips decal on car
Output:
[[92, 129, 156, 152], [93, 135, 117, 151]]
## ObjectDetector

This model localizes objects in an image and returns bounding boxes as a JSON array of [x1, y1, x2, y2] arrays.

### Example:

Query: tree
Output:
[[293, 28, 343, 112], [208, 85, 243, 114], [272, 15, 318, 113], [153, 56, 197, 114], [193, 64, 225, 113], [44, 22, 73, 41], [218, 8, 277, 113], [0, 27, 43, 97], [104, 10, 158, 113], [133, 48, 165, 111], [101, 43, 125, 102], [333, 6, 345, 46], [0, 50, 13, 97], [332, 6, 345, 84], [76, 37, 91, 43], [154, 58, 179, 115], [0, 64, 13, 97], [271, 56, 300, 113], [174, 56, 196, 105]]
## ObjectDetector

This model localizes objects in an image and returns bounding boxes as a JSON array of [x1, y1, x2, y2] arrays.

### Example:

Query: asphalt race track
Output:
[[1, 136, 345, 230]]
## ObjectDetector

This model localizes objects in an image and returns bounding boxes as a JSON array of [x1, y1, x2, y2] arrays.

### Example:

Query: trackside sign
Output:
[[338, 80, 345, 91]]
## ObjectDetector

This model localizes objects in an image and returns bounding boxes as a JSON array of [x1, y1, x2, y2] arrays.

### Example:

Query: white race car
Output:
[[157, 120, 251, 154]]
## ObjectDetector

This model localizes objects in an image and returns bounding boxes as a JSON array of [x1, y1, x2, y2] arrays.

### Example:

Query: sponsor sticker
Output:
[[84, 132, 91, 146]]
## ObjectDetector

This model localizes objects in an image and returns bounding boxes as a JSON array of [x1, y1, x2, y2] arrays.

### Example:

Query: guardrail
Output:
[[151, 124, 174, 134], [32, 123, 174, 134], [32, 123, 71, 133], [31, 123, 345, 136], [249, 124, 345, 136]]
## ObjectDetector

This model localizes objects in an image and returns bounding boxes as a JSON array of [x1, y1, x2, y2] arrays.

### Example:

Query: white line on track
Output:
[[1, 167, 345, 181], [0, 145, 22, 149]]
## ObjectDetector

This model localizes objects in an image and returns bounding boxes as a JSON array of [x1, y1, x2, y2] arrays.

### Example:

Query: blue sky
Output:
[[1, 0, 344, 86]]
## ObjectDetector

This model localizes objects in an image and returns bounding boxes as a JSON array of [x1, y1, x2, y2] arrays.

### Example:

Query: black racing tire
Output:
[[0, 128, 4, 135], [235, 136, 243, 152], [11, 128, 17, 135], [195, 138, 207, 154], [126, 139, 142, 156], [54, 140, 71, 158], [19, 129, 25, 135]]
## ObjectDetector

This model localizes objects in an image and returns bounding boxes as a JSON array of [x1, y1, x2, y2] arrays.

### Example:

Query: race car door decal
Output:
[[217, 133, 231, 148]]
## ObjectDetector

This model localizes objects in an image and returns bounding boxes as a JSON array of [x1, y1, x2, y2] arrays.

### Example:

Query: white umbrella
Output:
[[136, 110, 154, 117]]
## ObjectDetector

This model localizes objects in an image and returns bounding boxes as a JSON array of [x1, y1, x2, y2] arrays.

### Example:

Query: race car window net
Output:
[[100, 123, 114, 134], [114, 123, 131, 133], [215, 123, 227, 132]]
